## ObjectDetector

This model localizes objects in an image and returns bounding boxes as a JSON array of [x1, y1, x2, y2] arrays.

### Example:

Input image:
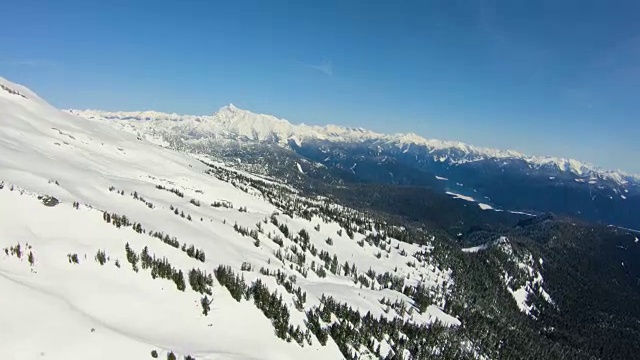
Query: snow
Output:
[[499, 242, 554, 318], [461, 244, 489, 253], [69, 105, 640, 186], [445, 192, 475, 202], [296, 162, 305, 174], [435, 176, 448, 181], [423, 305, 461, 327], [509, 210, 536, 216], [0, 77, 460, 359], [447, 192, 499, 211], [506, 285, 531, 314], [477, 203, 494, 210]]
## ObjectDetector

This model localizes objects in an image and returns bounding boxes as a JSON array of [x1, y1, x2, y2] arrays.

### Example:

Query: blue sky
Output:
[[2, 0, 640, 173]]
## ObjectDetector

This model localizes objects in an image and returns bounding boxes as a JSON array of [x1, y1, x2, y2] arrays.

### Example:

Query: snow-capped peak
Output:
[[68, 104, 639, 185]]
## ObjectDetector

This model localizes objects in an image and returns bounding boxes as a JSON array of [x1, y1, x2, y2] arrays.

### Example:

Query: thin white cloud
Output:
[[306, 60, 333, 76], [1, 58, 59, 68]]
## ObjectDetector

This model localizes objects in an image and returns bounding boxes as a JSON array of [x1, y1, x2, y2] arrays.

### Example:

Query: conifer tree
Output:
[[201, 295, 211, 316]]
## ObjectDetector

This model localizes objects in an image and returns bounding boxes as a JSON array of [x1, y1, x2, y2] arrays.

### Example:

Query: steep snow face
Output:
[[1, 77, 460, 359], [69, 106, 640, 185]]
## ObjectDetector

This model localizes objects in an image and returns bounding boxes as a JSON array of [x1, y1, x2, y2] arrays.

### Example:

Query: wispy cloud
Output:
[[305, 60, 333, 76], [0, 58, 59, 68]]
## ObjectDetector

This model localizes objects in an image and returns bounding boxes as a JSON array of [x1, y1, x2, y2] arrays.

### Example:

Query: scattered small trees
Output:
[[95, 250, 107, 265], [125, 243, 139, 272], [241, 262, 253, 271], [67, 253, 79, 264], [155, 184, 184, 198]]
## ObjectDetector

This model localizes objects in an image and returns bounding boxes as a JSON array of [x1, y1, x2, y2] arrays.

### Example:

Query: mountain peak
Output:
[[67, 105, 639, 182], [217, 103, 241, 114]]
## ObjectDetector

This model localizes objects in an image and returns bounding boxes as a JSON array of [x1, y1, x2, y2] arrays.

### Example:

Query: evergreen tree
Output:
[[95, 250, 107, 265], [201, 295, 211, 316]]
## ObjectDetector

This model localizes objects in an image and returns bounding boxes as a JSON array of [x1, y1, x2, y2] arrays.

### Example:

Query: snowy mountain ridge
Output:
[[4, 77, 640, 359], [69, 106, 639, 185], [0, 76, 475, 359]]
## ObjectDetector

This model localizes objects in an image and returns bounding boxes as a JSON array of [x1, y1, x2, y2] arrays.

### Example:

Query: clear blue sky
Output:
[[2, 0, 639, 173]]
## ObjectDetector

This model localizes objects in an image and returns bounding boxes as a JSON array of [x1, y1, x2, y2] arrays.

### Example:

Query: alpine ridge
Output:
[[4, 77, 640, 360], [69, 106, 639, 186]]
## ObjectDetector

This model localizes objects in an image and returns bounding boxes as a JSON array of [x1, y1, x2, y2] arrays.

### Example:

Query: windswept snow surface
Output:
[[0, 77, 459, 359]]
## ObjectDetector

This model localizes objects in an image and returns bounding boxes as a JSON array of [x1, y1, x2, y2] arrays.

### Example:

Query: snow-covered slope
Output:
[[1, 78, 467, 359], [70, 107, 639, 186]]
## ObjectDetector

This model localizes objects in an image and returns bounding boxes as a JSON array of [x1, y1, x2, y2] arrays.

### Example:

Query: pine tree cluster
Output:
[[155, 184, 184, 198], [215, 264, 310, 344], [66, 253, 79, 264], [310, 294, 462, 360], [181, 243, 206, 262], [95, 250, 107, 265], [136, 246, 186, 291], [188, 268, 213, 295], [210, 200, 233, 209], [149, 230, 180, 249], [214, 265, 247, 302]]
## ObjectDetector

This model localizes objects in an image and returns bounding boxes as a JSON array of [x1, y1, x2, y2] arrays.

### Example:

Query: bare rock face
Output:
[[40, 195, 59, 207]]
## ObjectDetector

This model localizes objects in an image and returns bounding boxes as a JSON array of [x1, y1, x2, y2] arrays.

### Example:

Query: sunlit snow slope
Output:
[[0, 78, 459, 359]]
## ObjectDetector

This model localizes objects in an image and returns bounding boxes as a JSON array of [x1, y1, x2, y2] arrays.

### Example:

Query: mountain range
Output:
[[70, 106, 640, 230], [3, 76, 640, 359]]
